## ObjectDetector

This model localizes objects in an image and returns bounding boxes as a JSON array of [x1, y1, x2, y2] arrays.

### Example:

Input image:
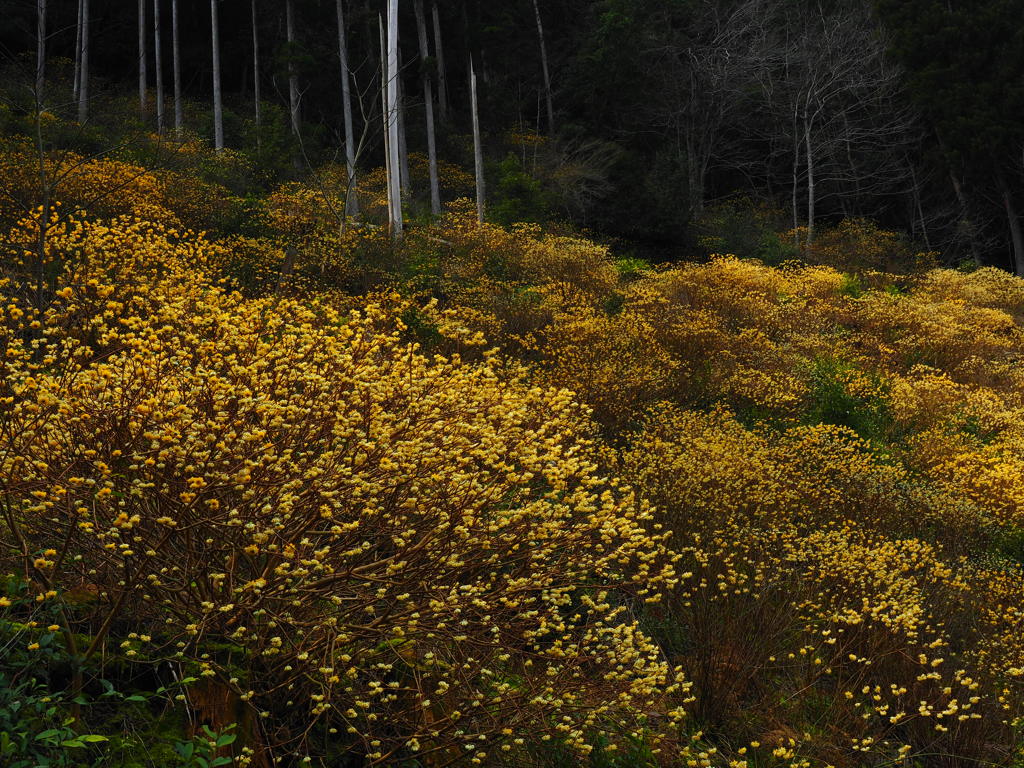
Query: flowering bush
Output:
[[0, 210, 688, 764]]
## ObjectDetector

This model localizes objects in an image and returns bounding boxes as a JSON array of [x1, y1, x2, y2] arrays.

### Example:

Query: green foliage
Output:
[[693, 199, 792, 263], [490, 153, 550, 227], [0, 673, 105, 768], [838, 273, 865, 298], [614, 256, 652, 282], [173, 724, 237, 768], [803, 357, 890, 444]]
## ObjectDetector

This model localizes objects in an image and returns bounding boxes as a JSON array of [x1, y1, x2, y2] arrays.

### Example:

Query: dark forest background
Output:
[[2, 0, 1023, 270]]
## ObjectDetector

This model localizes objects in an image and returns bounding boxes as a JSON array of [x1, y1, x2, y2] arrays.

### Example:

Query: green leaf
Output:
[[78, 734, 109, 743], [174, 741, 195, 760], [215, 733, 237, 748]]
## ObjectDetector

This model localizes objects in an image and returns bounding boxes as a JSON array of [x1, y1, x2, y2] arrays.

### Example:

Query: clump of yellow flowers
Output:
[[0, 206, 687, 763], [6, 145, 1024, 767]]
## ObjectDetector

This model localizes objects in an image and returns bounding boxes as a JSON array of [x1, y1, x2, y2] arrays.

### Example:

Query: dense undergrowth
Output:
[[3, 131, 1024, 768]]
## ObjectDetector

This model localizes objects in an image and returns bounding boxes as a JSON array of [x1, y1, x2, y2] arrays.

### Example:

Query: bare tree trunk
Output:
[[386, 1, 404, 239], [414, 0, 441, 215], [172, 0, 182, 136], [791, 115, 800, 248], [286, 0, 300, 137], [153, 0, 164, 135], [531, 0, 554, 133], [431, 2, 448, 122], [380, 15, 393, 226], [251, 0, 261, 152], [804, 112, 815, 245], [470, 56, 485, 224], [1002, 182, 1024, 277], [138, 0, 147, 116], [36, 0, 46, 106], [397, 48, 410, 195], [73, 0, 83, 100], [336, 0, 358, 214], [78, 0, 89, 124], [907, 158, 931, 251], [211, 0, 224, 150]]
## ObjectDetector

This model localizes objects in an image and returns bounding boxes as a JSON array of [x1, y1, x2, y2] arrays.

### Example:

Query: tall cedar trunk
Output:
[[286, 0, 300, 137], [1002, 182, 1024, 277], [414, 0, 441, 215], [138, 0, 147, 115], [908, 159, 931, 250], [431, 2, 448, 122], [252, 0, 261, 152], [36, 0, 45, 106], [397, 48, 410, 194], [35, 0, 49, 313], [791, 114, 800, 248], [211, 0, 224, 150], [336, 0, 358, 213], [73, 0, 83, 99], [172, 0, 182, 135], [470, 56, 485, 224], [380, 15, 393, 230], [386, 4, 404, 238], [78, 0, 89, 124], [532, 0, 554, 133], [804, 112, 815, 245], [153, 0, 164, 135]]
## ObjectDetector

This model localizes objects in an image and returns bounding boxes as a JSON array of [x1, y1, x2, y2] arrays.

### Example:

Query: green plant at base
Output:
[[0, 673, 108, 768], [174, 724, 237, 768]]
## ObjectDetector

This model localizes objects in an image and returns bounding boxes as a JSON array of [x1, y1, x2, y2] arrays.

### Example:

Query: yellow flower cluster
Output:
[[8, 143, 1024, 765], [0, 207, 686, 763]]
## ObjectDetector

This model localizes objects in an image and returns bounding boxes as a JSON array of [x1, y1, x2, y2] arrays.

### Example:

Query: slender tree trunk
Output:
[[286, 0, 300, 137], [397, 47, 410, 195], [414, 0, 441, 215], [36, 0, 46, 106], [804, 113, 815, 245], [336, 0, 358, 214], [251, 0, 261, 152], [531, 0, 554, 133], [153, 0, 164, 135], [211, 0, 224, 150], [470, 56, 485, 224], [138, 0, 147, 116], [386, 1, 404, 239], [908, 159, 931, 251], [431, 2, 448, 122], [1002, 182, 1024, 277], [791, 121, 800, 248], [172, 0, 182, 136], [380, 15, 393, 228], [73, 0, 83, 100], [77, 0, 89, 124]]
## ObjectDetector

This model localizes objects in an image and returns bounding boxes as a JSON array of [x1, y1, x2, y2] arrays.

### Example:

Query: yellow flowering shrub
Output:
[[0, 211, 688, 764], [616, 405, 1019, 766], [8, 137, 1024, 766], [793, 218, 937, 272]]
